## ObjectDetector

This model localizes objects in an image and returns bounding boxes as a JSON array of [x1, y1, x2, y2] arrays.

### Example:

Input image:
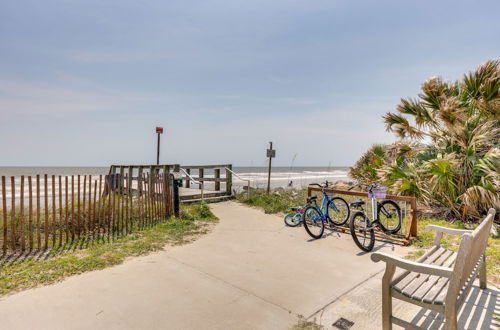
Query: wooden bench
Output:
[[371, 208, 496, 330]]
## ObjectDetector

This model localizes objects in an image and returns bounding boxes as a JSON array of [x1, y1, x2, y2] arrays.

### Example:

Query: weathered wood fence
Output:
[[308, 186, 418, 245], [0, 173, 173, 253], [180, 164, 233, 201]]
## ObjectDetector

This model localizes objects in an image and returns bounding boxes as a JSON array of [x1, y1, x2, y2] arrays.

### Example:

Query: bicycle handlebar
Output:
[[309, 181, 330, 189]]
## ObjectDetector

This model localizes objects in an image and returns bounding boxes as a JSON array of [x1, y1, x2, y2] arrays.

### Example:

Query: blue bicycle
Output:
[[302, 182, 350, 239]]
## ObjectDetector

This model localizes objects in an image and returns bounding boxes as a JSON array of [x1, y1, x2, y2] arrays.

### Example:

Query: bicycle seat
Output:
[[291, 207, 300, 212], [307, 196, 317, 203], [350, 199, 365, 207]]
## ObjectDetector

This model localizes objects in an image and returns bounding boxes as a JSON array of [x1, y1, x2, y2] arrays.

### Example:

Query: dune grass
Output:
[[0, 202, 218, 296], [236, 188, 309, 214]]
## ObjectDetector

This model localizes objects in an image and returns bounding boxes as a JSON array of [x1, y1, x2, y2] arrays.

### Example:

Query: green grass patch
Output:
[[236, 188, 309, 214], [291, 316, 324, 330], [0, 202, 218, 296], [407, 218, 500, 285]]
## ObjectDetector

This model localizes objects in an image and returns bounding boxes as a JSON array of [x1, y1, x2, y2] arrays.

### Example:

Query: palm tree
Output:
[[379, 60, 499, 219]]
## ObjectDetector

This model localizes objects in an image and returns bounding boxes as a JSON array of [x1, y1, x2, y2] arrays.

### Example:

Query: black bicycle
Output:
[[302, 182, 350, 239], [348, 183, 402, 251]]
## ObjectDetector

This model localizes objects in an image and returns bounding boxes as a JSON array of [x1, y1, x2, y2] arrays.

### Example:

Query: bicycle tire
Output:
[[349, 211, 375, 252], [327, 197, 350, 226], [377, 200, 402, 234], [303, 206, 325, 239], [284, 213, 302, 227]]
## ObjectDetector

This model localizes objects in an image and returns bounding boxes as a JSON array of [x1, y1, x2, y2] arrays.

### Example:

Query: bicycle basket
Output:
[[368, 185, 388, 199]]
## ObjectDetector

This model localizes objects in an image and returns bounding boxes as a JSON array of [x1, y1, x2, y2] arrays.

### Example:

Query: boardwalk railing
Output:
[[308, 186, 418, 245], [180, 164, 233, 201], [0, 173, 173, 254]]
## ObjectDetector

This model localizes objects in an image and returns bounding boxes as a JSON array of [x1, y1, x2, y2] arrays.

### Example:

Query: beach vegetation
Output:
[[236, 188, 309, 214], [350, 60, 499, 221]]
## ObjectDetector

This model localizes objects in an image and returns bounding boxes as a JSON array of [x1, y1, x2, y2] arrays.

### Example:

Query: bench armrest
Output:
[[425, 225, 472, 236], [371, 252, 453, 278]]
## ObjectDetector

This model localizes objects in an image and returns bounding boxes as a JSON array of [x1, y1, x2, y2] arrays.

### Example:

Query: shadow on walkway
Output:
[[407, 285, 499, 329]]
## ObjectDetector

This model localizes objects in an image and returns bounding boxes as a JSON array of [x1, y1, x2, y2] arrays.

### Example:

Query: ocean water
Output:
[[231, 166, 351, 189], [0, 166, 351, 199]]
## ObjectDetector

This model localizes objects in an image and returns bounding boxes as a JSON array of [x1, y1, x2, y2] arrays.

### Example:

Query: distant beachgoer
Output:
[[288, 180, 293, 187]]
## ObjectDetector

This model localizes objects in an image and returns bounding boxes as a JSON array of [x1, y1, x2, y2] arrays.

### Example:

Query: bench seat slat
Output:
[[397, 249, 455, 299], [392, 247, 447, 291], [411, 252, 457, 301]]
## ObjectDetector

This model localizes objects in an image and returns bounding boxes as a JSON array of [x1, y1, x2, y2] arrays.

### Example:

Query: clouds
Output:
[[0, 79, 148, 117], [0, 0, 499, 166]]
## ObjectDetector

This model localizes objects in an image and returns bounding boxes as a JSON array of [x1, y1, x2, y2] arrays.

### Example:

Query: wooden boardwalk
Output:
[[179, 187, 232, 202]]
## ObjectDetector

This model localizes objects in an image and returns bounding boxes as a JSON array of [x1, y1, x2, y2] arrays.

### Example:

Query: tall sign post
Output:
[[266, 141, 276, 194], [156, 127, 163, 165]]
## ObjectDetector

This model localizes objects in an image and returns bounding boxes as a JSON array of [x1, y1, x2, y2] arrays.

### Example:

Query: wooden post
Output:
[[28, 176, 33, 250], [1, 177, 7, 253], [52, 175, 56, 247], [20, 176, 25, 251], [10, 176, 16, 250], [88, 175, 92, 237], [96, 176, 102, 239], [151, 174, 156, 221], [125, 175, 129, 234], [156, 132, 161, 165], [382, 264, 396, 330], [65, 176, 69, 243], [71, 175, 75, 241], [111, 177, 116, 237], [198, 169, 204, 190], [36, 175, 41, 249], [105, 175, 111, 239], [77, 175, 81, 239], [82, 175, 87, 236], [116, 174, 121, 236], [409, 198, 417, 238], [139, 173, 144, 229], [214, 168, 221, 191], [147, 173, 152, 224], [58, 176, 63, 245], [93, 178, 98, 237], [226, 165, 232, 196], [147, 173, 153, 224], [267, 142, 273, 194], [44, 174, 48, 249], [127, 167, 134, 232], [186, 169, 190, 188], [164, 173, 169, 217], [119, 168, 125, 234]]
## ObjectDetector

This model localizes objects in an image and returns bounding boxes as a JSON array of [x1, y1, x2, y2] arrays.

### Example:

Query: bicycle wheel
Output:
[[327, 197, 350, 226], [284, 213, 302, 227], [303, 206, 325, 239], [377, 200, 402, 234], [349, 211, 374, 252]]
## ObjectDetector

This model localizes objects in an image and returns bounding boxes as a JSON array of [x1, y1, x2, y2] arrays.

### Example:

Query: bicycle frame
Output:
[[310, 191, 338, 222], [358, 197, 392, 231]]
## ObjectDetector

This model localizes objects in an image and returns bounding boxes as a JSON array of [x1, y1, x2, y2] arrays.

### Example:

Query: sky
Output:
[[0, 0, 499, 167]]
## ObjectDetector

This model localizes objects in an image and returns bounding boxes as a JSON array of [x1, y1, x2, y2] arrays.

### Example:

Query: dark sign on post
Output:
[[266, 142, 275, 193], [156, 127, 164, 134], [266, 149, 276, 158]]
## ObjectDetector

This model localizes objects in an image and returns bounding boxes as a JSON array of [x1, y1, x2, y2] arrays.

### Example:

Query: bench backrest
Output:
[[450, 208, 495, 295]]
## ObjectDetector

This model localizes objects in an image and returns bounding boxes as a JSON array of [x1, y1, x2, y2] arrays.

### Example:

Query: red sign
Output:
[[156, 127, 163, 134]]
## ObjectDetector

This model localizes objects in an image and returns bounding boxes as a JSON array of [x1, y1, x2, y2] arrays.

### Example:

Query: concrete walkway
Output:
[[0, 202, 497, 329]]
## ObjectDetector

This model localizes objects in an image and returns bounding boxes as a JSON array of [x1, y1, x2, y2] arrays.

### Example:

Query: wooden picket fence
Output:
[[0, 173, 173, 253]]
